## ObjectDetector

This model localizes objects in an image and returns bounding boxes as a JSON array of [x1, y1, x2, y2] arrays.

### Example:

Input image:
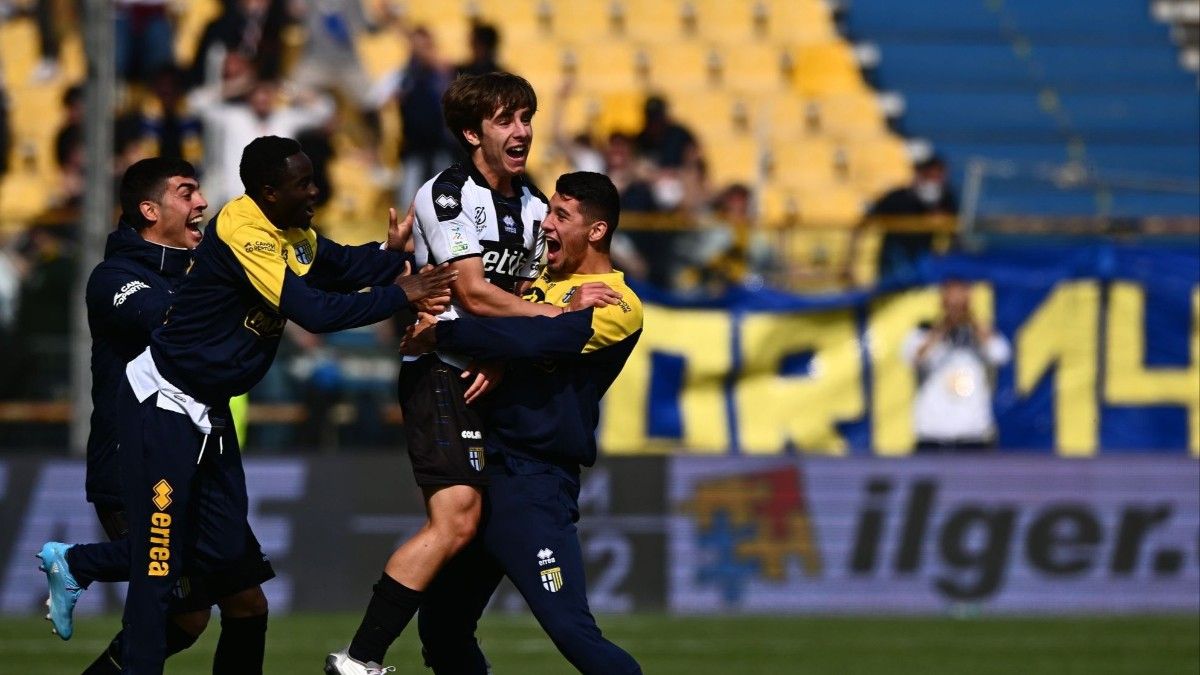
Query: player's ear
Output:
[[588, 220, 608, 245], [461, 127, 482, 149], [139, 200, 159, 224]]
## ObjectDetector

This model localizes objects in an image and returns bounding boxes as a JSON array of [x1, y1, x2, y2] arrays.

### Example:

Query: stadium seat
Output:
[[843, 0, 1007, 42], [549, 0, 620, 42], [566, 43, 642, 93], [768, 137, 839, 189], [612, 0, 687, 42], [643, 42, 717, 92], [355, 32, 411, 81], [689, 0, 757, 45], [704, 137, 764, 188], [794, 183, 867, 227], [593, 91, 646, 136], [791, 42, 869, 96], [713, 44, 789, 94], [756, 94, 820, 141], [844, 135, 913, 199], [813, 92, 888, 139], [758, 0, 838, 44], [669, 90, 750, 139]]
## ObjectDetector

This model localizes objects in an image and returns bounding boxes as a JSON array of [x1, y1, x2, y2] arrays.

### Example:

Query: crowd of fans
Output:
[[0, 1, 955, 448]]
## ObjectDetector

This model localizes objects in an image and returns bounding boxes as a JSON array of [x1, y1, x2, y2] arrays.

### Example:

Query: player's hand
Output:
[[396, 263, 455, 311], [567, 282, 621, 312], [461, 360, 505, 405], [399, 312, 438, 355], [385, 204, 417, 253]]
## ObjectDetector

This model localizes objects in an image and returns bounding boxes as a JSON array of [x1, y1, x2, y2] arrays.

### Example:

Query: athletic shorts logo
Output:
[[152, 479, 173, 511], [540, 566, 564, 592], [436, 194, 459, 210], [293, 240, 314, 265], [468, 447, 485, 471], [461, 430, 482, 440]]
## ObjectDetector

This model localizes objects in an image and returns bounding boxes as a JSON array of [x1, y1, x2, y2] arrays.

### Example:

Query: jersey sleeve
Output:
[[414, 177, 482, 265], [223, 223, 409, 333], [308, 234, 408, 290], [86, 264, 171, 334], [581, 297, 644, 353], [518, 226, 545, 280]]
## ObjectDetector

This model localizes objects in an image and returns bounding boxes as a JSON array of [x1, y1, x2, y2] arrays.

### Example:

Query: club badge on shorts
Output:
[[537, 548, 563, 592], [468, 447, 485, 471]]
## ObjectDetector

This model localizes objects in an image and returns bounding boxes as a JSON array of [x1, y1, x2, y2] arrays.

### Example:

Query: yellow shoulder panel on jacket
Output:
[[584, 288, 643, 353], [216, 196, 287, 309]]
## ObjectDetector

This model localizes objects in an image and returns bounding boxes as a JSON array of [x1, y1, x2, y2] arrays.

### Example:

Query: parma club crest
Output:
[[293, 240, 314, 265], [468, 447, 485, 471], [537, 548, 563, 592]]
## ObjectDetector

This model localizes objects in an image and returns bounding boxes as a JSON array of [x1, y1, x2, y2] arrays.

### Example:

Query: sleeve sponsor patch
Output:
[[433, 187, 462, 222], [243, 240, 278, 255], [113, 280, 151, 307]]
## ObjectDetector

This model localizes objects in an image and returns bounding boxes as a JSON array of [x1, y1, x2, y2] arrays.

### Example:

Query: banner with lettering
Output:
[[598, 244, 1199, 456]]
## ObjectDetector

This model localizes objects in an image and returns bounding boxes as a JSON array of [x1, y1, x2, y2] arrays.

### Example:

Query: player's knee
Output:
[[170, 608, 211, 637], [217, 585, 268, 618]]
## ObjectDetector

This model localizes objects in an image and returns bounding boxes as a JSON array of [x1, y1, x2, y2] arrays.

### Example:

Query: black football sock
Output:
[[348, 573, 423, 664], [212, 613, 268, 675]]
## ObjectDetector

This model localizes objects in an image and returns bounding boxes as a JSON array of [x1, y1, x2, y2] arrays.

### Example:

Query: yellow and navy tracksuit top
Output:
[[152, 195, 410, 404], [433, 269, 643, 472]]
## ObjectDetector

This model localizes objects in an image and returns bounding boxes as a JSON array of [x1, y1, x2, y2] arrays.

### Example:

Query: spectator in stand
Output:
[[869, 155, 958, 284], [0, 78, 10, 179], [30, 0, 75, 83], [290, 0, 389, 111], [189, 56, 334, 208], [456, 21, 503, 77], [697, 183, 776, 290], [141, 65, 204, 162], [605, 132, 658, 213], [190, 0, 288, 87], [903, 279, 1010, 453], [115, 0, 175, 84], [370, 25, 455, 209], [635, 95, 699, 170], [13, 225, 75, 399]]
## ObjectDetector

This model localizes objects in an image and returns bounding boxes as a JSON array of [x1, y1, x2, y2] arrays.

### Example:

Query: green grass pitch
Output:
[[1, 613, 1196, 674]]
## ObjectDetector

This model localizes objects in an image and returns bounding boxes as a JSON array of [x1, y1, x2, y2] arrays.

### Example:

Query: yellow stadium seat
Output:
[[504, 41, 567, 84], [689, 0, 756, 44], [643, 42, 717, 92], [815, 92, 888, 139], [549, 0, 619, 42], [355, 31, 412, 81], [844, 135, 914, 199], [759, 0, 837, 44], [768, 137, 839, 188], [755, 93, 821, 142], [704, 137, 764, 189], [566, 43, 641, 93], [174, 0, 222, 65], [791, 41, 868, 96], [794, 183, 866, 228], [614, 0, 687, 42], [399, 0, 468, 26], [714, 43, 788, 94], [669, 90, 749, 139], [593, 91, 645, 136]]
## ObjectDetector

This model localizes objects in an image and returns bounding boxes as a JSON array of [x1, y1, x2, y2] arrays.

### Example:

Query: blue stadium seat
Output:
[[901, 92, 1060, 140], [844, 0, 1005, 41], [937, 143, 1070, 169], [1032, 45, 1195, 92], [1081, 144, 1200, 179], [1002, 0, 1169, 44], [872, 44, 1033, 91], [1060, 93, 1200, 142]]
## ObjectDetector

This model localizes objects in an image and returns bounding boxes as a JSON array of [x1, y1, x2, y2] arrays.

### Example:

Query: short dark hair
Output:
[[239, 135, 303, 197], [442, 72, 537, 152], [119, 157, 197, 229], [555, 171, 620, 250]]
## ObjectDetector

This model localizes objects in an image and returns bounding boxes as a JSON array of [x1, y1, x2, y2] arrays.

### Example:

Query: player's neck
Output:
[[555, 253, 612, 279], [472, 155, 516, 197]]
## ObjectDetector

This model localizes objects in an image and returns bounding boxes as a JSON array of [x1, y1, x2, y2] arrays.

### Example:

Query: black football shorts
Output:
[[397, 354, 489, 488]]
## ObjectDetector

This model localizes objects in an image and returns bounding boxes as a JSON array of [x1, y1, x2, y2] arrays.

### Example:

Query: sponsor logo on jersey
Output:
[[148, 480, 173, 577], [540, 566, 564, 592], [537, 548, 557, 566], [468, 447, 485, 471], [436, 194, 459, 210], [502, 214, 518, 234], [113, 280, 151, 307], [244, 240, 277, 255], [481, 242, 529, 279], [293, 240, 314, 265], [461, 430, 482, 439]]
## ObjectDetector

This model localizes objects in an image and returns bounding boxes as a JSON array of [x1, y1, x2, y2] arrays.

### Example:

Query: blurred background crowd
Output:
[[0, 0, 1196, 453]]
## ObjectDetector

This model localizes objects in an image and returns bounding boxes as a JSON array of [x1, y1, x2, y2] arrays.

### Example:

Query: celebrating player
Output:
[[403, 171, 643, 674], [328, 73, 620, 674], [40, 136, 453, 675]]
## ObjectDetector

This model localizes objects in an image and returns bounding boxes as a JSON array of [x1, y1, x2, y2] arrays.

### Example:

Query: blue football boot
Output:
[[36, 541, 82, 640]]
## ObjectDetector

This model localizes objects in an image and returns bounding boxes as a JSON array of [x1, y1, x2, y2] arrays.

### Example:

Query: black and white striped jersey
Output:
[[412, 163, 548, 323]]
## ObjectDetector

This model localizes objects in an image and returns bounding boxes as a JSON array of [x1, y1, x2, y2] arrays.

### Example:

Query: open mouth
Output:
[[505, 145, 527, 161], [545, 236, 561, 261], [186, 214, 204, 238]]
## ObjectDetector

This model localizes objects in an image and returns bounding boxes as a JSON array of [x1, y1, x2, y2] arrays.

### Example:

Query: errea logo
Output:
[[436, 194, 459, 210], [461, 430, 481, 440], [537, 548, 556, 566]]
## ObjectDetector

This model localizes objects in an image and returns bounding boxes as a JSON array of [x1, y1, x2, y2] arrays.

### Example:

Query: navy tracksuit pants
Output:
[[115, 379, 252, 675], [418, 461, 641, 675]]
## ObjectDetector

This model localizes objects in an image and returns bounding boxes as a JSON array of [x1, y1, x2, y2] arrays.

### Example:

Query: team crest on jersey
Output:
[[561, 286, 578, 305], [474, 206, 486, 225], [502, 214, 518, 234], [293, 240, 314, 265], [467, 447, 485, 471], [540, 566, 564, 592]]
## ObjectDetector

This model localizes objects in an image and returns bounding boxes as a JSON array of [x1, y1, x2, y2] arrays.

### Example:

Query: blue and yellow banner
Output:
[[600, 244, 1200, 456]]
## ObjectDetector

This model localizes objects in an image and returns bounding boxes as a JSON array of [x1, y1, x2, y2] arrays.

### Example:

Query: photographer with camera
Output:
[[903, 279, 1011, 453]]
